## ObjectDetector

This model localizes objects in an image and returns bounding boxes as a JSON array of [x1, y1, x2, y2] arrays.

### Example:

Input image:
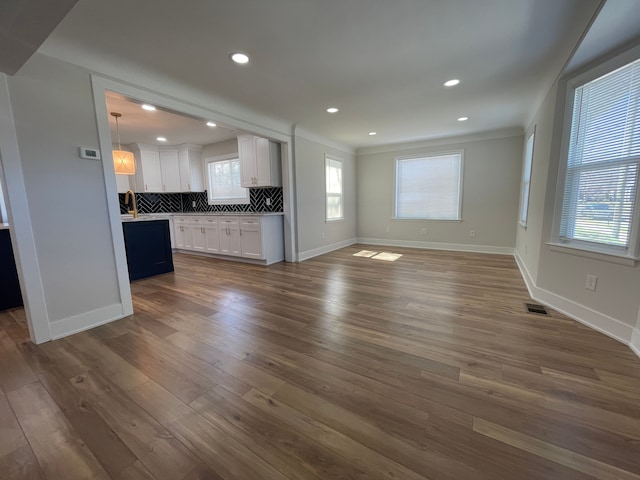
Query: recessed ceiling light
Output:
[[206, 121, 217, 127], [326, 107, 339, 113], [457, 116, 469, 122], [141, 104, 156, 111], [230, 53, 249, 64], [157, 136, 167, 142], [369, 132, 377, 136], [444, 79, 460, 87]]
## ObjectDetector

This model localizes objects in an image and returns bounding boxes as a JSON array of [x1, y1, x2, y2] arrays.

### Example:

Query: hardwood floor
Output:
[[1, 245, 640, 479]]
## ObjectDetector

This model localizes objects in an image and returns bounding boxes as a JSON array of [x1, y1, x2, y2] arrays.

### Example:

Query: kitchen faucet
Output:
[[124, 190, 139, 218]]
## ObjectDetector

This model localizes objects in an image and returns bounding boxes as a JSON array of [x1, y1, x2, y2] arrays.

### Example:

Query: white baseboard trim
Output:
[[356, 237, 514, 255], [298, 238, 358, 262], [514, 251, 637, 356], [631, 328, 640, 358], [49, 303, 126, 341]]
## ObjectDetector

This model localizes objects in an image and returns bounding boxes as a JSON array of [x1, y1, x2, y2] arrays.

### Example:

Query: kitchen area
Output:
[[108, 92, 285, 282]]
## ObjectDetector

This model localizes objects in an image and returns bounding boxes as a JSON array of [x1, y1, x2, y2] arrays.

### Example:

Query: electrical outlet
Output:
[[420, 228, 428, 235], [469, 229, 477, 238], [385, 226, 390, 233], [585, 274, 598, 291], [321, 232, 326, 239], [192, 201, 196, 208], [266, 198, 271, 206], [525, 245, 528, 254]]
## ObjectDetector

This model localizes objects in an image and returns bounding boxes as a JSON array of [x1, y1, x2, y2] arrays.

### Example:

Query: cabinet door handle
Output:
[[163, 185, 166, 191], [188, 183, 191, 190], [240, 228, 242, 236], [145, 184, 148, 191]]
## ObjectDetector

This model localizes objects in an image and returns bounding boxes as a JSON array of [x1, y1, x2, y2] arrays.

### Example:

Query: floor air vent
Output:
[[524, 303, 549, 316]]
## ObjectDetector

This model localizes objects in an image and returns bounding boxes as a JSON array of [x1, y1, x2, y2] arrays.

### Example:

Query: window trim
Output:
[[552, 45, 640, 262], [204, 153, 250, 206], [392, 150, 464, 221], [325, 154, 344, 222], [519, 128, 536, 228]]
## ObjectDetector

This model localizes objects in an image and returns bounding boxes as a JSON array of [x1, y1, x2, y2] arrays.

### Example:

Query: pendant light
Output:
[[110, 112, 136, 175]]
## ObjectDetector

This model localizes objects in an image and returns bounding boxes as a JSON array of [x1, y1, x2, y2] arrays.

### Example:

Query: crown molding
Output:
[[356, 127, 524, 156], [294, 126, 356, 155]]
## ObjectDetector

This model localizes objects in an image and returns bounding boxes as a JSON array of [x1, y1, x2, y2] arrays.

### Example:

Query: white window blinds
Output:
[[325, 156, 343, 220], [395, 153, 462, 220], [559, 57, 640, 252], [519, 131, 535, 227]]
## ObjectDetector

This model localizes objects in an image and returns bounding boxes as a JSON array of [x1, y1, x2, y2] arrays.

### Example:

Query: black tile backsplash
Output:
[[119, 188, 283, 215]]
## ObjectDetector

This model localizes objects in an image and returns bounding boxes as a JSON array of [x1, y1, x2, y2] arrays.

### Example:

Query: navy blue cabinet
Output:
[[122, 220, 174, 281], [0, 229, 23, 311]]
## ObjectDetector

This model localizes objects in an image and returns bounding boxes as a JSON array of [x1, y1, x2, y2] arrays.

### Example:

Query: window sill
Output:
[[546, 242, 638, 267], [326, 217, 344, 223]]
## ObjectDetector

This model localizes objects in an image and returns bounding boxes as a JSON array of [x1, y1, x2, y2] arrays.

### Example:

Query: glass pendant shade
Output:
[[113, 149, 136, 175]]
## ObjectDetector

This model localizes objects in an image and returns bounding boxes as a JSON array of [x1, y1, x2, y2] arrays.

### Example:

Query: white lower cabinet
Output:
[[174, 217, 193, 249], [172, 215, 284, 265]]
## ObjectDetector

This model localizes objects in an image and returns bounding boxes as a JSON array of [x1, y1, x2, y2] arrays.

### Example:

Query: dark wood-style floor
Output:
[[1, 245, 640, 480]]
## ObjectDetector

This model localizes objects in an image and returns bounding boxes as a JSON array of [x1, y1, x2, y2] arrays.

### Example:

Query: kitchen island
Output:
[[0, 225, 23, 310]]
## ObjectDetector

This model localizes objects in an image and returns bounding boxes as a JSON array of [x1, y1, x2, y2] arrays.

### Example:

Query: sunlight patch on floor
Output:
[[353, 250, 403, 261], [352, 250, 379, 258], [372, 252, 403, 261]]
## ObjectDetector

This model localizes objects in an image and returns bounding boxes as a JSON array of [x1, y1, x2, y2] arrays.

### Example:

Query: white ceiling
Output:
[[105, 92, 238, 147], [34, 1, 609, 148]]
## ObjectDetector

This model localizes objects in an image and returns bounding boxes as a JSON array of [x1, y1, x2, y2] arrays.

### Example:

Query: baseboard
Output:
[[298, 238, 358, 262], [631, 328, 640, 358], [514, 250, 637, 354], [356, 237, 514, 255], [48, 303, 126, 341]]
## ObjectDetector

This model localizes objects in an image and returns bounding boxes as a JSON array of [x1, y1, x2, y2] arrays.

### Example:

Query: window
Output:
[[205, 154, 249, 205], [325, 155, 343, 221], [519, 129, 535, 227], [394, 152, 463, 220], [555, 54, 640, 259]]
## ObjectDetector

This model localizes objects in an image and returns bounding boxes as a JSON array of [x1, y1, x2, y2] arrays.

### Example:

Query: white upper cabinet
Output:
[[115, 174, 131, 193], [178, 146, 203, 192], [130, 143, 203, 193], [159, 149, 181, 192], [133, 146, 163, 192], [238, 135, 282, 188]]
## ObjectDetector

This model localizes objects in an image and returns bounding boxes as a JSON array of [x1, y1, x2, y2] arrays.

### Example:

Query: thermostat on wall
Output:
[[79, 147, 101, 160]]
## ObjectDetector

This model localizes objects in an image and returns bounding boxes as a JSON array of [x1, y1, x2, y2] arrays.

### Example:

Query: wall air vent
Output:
[[524, 303, 549, 316]]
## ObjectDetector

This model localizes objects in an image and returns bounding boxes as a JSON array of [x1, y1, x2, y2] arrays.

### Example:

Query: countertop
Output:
[[121, 212, 284, 222], [0, 223, 9, 231]]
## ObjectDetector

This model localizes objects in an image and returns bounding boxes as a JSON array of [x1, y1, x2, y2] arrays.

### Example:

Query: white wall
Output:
[[357, 132, 523, 253], [294, 135, 357, 260], [202, 138, 238, 158], [6, 54, 125, 338], [514, 44, 640, 348], [515, 84, 559, 282]]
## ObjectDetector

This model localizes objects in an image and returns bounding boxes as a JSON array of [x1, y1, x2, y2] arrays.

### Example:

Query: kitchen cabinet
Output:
[[173, 217, 193, 249], [203, 217, 220, 253], [132, 146, 163, 192], [122, 220, 174, 281], [172, 215, 284, 265], [239, 217, 262, 259], [238, 135, 282, 188], [131, 143, 201, 193], [159, 149, 181, 192], [116, 174, 131, 193], [178, 146, 204, 192], [218, 218, 241, 256]]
